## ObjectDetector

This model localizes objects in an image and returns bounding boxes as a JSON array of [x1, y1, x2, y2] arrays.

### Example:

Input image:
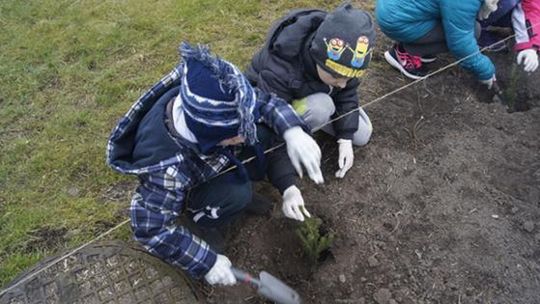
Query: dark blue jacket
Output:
[[107, 64, 306, 278]]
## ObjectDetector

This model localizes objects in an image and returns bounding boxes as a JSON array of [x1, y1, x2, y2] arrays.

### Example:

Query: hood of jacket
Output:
[[106, 66, 190, 175], [267, 9, 327, 60]]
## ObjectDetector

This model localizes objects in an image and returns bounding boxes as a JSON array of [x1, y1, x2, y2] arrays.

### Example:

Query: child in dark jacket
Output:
[[107, 43, 323, 286], [246, 4, 376, 179]]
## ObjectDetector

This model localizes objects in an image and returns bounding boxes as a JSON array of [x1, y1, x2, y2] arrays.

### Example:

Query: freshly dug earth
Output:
[[206, 50, 540, 303]]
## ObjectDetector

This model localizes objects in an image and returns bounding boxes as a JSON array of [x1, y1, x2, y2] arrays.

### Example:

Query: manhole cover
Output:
[[0, 241, 200, 304]]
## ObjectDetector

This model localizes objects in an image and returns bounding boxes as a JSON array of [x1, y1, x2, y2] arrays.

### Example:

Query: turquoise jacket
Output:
[[376, 0, 495, 80]]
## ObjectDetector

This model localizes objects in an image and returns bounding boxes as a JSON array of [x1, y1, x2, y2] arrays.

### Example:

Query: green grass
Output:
[[0, 0, 352, 287]]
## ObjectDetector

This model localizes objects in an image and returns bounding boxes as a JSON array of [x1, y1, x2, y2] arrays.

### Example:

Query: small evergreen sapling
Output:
[[296, 217, 335, 263], [499, 63, 530, 112]]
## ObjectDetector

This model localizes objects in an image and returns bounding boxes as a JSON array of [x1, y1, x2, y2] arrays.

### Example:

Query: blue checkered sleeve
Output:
[[130, 181, 217, 278], [255, 89, 309, 136]]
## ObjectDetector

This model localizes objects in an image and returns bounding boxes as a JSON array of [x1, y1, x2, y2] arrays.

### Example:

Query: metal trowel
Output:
[[491, 81, 507, 104], [231, 267, 301, 304]]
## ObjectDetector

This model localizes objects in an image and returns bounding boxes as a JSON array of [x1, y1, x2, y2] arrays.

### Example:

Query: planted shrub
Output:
[[501, 63, 530, 112], [296, 217, 335, 264]]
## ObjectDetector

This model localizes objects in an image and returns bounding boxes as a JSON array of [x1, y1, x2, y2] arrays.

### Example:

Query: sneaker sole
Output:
[[384, 51, 424, 80], [420, 57, 437, 63]]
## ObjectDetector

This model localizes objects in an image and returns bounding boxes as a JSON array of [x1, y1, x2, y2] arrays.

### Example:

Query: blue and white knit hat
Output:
[[178, 42, 258, 153]]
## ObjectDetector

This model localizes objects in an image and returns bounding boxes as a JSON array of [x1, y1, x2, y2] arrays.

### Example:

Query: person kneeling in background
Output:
[[478, 0, 539, 73], [376, 0, 503, 92]]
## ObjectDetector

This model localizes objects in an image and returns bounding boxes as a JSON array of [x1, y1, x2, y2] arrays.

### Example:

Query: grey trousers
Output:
[[300, 93, 373, 146], [403, 22, 482, 56]]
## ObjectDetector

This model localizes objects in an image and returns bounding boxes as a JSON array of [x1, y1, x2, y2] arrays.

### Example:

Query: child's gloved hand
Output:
[[479, 74, 497, 90], [282, 185, 311, 221], [335, 139, 354, 178], [517, 49, 539, 73], [478, 75, 508, 105], [204, 255, 236, 286], [283, 126, 324, 184], [478, 0, 499, 20]]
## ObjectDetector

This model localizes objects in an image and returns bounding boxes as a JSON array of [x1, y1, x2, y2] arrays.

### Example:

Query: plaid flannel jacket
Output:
[[106, 63, 306, 278]]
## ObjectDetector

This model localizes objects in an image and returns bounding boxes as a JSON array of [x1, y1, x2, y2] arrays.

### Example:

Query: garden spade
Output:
[[231, 267, 301, 304]]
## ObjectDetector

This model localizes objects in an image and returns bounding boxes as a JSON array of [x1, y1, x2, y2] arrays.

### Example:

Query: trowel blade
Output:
[[257, 271, 301, 304]]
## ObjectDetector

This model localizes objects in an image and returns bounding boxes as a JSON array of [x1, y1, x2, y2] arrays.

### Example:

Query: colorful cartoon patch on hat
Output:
[[324, 37, 347, 61], [348, 36, 371, 68]]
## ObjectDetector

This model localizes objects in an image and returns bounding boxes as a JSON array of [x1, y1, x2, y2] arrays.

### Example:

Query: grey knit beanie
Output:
[[310, 3, 376, 77]]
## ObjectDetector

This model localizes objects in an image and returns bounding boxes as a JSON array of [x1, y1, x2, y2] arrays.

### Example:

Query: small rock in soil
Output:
[[339, 274, 346, 283], [373, 288, 392, 304], [360, 277, 367, 282], [368, 255, 380, 267], [522, 221, 535, 233], [389, 300, 398, 304], [510, 207, 519, 214]]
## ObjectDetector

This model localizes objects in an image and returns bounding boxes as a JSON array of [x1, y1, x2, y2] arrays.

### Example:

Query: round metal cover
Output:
[[0, 240, 200, 304]]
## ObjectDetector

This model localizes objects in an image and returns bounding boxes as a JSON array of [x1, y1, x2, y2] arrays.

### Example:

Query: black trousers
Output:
[[186, 125, 288, 228], [402, 22, 482, 56]]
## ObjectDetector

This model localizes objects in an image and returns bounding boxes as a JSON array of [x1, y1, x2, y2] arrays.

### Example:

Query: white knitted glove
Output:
[[479, 74, 497, 90], [282, 186, 311, 222], [335, 139, 354, 178], [204, 255, 236, 286], [283, 126, 324, 184], [517, 49, 539, 73], [478, 0, 500, 20]]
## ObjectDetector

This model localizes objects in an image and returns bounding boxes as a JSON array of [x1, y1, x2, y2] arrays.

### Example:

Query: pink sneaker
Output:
[[384, 44, 429, 80]]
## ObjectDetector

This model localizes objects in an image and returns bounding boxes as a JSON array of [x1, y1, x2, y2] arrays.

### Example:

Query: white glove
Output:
[[204, 255, 236, 286], [282, 186, 311, 221], [517, 49, 539, 73], [335, 139, 354, 178], [478, 0, 499, 20], [479, 74, 496, 89], [283, 126, 324, 184]]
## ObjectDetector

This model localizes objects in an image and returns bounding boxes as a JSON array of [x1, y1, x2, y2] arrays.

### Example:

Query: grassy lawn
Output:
[[0, 0, 356, 287]]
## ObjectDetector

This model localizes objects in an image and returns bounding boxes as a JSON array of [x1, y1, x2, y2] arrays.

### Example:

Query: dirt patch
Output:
[[206, 34, 540, 304], [99, 180, 136, 203], [21, 227, 68, 254]]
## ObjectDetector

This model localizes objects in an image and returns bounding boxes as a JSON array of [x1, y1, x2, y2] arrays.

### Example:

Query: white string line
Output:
[[0, 24, 533, 296]]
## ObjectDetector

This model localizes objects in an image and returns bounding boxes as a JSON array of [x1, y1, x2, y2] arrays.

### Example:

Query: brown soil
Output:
[[207, 41, 540, 303]]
